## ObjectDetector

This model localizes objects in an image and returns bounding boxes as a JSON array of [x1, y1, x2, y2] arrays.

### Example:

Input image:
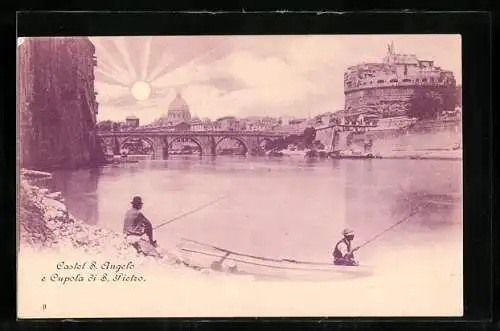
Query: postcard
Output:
[[17, 34, 463, 318]]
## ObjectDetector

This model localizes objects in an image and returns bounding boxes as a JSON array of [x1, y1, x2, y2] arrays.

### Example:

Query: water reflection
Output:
[[50, 168, 101, 225]]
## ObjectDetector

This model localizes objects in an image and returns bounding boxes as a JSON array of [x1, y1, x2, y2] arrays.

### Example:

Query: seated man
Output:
[[123, 196, 157, 247], [332, 228, 359, 266]]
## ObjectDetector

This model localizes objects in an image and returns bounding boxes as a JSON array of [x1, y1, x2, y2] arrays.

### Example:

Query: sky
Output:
[[89, 35, 462, 125]]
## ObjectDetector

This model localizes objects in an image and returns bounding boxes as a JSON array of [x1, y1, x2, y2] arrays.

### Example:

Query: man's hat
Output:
[[342, 228, 354, 236], [131, 196, 143, 205]]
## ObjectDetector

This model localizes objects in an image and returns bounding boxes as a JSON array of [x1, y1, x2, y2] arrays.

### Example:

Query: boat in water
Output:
[[176, 238, 374, 281], [329, 152, 381, 160]]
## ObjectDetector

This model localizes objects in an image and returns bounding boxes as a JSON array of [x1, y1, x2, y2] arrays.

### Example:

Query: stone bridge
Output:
[[96, 130, 298, 159]]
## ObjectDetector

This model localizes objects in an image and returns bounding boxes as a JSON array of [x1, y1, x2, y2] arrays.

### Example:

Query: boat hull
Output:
[[176, 240, 374, 281]]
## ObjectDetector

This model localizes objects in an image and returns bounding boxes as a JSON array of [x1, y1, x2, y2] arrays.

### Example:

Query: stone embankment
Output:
[[18, 169, 220, 277], [351, 128, 462, 160]]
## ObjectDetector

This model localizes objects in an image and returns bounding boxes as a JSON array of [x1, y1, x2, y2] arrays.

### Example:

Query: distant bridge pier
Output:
[[113, 136, 120, 155], [209, 137, 217, 156], [149, 136, 165, 160], [244, 136, 263, 155]]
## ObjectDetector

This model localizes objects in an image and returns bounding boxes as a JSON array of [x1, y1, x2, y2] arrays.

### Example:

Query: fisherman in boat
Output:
[[123, 196, 158, 247], [332, 228, 359, 266]]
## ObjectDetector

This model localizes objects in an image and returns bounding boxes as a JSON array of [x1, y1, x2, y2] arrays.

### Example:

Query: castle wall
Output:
[[345, 85, 455, 118]]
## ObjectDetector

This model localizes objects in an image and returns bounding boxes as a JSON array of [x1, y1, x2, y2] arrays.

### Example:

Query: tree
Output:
[[407, 88, 443, 120], [303, 126, 317, 148], [441, 87, 458, 112], [96, 120, 114, 132]]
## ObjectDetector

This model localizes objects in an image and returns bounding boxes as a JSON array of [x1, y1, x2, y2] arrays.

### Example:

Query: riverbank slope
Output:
[[18, 169, 215, 270]]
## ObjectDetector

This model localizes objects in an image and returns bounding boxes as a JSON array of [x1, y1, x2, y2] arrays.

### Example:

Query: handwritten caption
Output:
[[41, 261, 146, 284]]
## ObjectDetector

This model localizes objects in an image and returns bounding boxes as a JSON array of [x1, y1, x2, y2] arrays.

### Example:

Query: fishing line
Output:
[[354, 204, 426, 252], [154, 194, 228, 230]]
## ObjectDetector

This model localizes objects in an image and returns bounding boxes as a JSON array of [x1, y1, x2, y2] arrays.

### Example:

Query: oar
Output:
[[153, 195, 227, 230], [180, 237, 333, 266]]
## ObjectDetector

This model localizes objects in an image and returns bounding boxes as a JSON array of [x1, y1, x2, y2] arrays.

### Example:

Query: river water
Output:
[[23, 155, 464, 316], [46, 156, 462, 273]]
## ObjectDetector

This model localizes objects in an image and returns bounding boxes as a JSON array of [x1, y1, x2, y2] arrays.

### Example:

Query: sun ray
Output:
[[94, 81, 130, 100], [104, 94, 136, 108], [95, 55, 127, 82], [143, 37, 172, 79], [148, 48, 218, 87], [115, 36, 138, 82], [141, 36, 153, 80], [147, 52, 201, 83], [92, 38, 131, 83], [124, 37, 145, 81], [96, 60, 125, 80], [149, 66, 195, 89], [147, 48, 218, 87], [97, 38, 132, 83], [150, 81, 189, 94], [95, 69, 131, 87], [145, 46, 175, 83]]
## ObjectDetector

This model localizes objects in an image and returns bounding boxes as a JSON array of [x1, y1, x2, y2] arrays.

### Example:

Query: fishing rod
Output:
[[153, 194, 228, 230], [352, 205, 424, 253]]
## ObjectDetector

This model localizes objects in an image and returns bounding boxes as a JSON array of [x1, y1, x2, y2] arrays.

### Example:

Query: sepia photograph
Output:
[[17, 34, 462, 318]]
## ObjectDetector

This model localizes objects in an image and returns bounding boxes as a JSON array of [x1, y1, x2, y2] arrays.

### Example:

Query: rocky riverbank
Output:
[[18, 169, 220, 276]]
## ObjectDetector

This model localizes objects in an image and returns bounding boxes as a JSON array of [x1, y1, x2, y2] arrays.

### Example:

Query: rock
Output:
[[74, 232, 90, 246], [21, 169, 53, 178], [39, 188, 49, 195], [42, 198, 67, 213], [46, 191, 63, 200]]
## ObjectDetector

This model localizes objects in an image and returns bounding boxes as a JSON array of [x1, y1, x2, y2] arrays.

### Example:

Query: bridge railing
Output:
[[96, 124, 377, 137], [96, 130, 298, 137]]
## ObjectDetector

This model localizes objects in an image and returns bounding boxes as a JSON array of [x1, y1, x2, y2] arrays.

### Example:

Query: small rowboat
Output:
[[176, 238, 374, 281]]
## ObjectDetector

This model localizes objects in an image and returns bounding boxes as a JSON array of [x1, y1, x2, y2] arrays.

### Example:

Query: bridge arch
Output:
[[259, 137, 275, 150], [214, 136, 248, 155], [119, 136, 156, 156], [167, 136, 204, 156]]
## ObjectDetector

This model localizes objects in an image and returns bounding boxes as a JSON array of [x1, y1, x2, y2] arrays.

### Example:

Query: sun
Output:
[[130, 81, 151, 101]]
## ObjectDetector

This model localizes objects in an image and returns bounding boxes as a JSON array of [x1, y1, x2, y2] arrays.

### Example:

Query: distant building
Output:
[[149, 92, 192, 129], [344, 42, 457, 119], [276, 118, 308, 133], [279, 116, 295, 126], [215, 116, 240, 131], [125, 115, 139, 128], [18, 37, 100, 170], [314, 112, 333, 126], [190, 117, 204, 131], [173, 122, 191, 131], [166, 92, 191, 125]]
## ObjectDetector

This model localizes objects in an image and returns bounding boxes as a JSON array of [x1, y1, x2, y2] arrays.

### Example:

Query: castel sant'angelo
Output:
[[343, 42, 457, 119]]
